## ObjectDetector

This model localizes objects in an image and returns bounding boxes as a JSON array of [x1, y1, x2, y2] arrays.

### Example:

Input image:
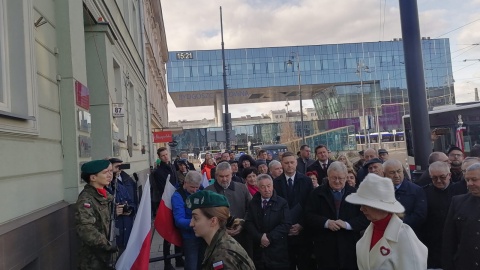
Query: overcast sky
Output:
[[161, 0, 480, 121]]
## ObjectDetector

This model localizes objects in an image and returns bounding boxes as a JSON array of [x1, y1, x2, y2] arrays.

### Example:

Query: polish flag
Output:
[[456, 126, 466, 151], [116, 177, 152, 270], [154, 174, 182, 247], [202, 172, 210, 188]]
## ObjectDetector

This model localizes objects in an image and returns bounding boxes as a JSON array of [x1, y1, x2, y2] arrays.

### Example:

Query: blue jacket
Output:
[[171, 189, 196, 239], [395, 179, 427, 232]]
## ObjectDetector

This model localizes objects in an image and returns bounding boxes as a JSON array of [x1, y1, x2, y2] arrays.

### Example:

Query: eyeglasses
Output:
[[449, 154, 463, 158], [329, 177, 346, 182], [431, 174, 449, 181]]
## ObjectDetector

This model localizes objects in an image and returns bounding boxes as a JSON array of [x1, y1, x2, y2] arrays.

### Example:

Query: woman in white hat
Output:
[[345, 173, 427, 270]]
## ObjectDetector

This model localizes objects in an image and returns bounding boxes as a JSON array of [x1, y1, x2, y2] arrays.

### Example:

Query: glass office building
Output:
[[167, 38, 453, 149]]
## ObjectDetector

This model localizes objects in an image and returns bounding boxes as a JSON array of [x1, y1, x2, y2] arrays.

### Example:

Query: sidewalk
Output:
[[149, 228, 184, 270]]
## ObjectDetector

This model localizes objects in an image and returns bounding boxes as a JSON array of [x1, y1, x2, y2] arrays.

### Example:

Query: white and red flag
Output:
[[202, 172, 210, 188], [456, 126, 466, 151], [154, 174, 183, 247], [116, 177, 152, 270]]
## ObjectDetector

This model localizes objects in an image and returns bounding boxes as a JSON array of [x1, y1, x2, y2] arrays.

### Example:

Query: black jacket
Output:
[[150, 162, 178, 203], [305, 184, 369, 269], [442, 193, 480, 270], [395, 179, 427, 232], [307, 159, 334, 184], [244, 191, 291, 269]]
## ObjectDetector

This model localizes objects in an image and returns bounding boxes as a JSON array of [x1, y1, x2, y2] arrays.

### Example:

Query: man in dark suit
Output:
[[274, 152, 314, 270], [245, 174, 291, 270], [442, 163, 480, 270], [296, 144, 314, 174], [415, 151, 450, 187], [307, 144, 334, 184], [306, 161, 369, 270]]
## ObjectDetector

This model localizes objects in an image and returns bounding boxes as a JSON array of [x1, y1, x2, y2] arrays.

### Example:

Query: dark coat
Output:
[[420, 183, 456, 268], [305, 184, 369, 269], [395, 179, 427, 232], [307, 159, 334, 184], [238, 155, 256, 172], [150, 162, 178, 204], [442, 193, 480, 270], [450, 178, 468, 195], [244, 191, 291, 269], [414, 169, 432, 187], [296, 157, 315, 174]]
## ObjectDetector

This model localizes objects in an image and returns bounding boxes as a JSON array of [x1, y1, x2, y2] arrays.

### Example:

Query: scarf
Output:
[[370, 213, 392, 250]]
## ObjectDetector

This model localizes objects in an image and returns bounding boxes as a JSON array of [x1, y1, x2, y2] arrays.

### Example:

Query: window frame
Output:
[[0, 0, 10, 111]]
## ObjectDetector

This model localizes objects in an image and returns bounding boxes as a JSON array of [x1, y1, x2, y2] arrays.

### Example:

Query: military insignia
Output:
[[213, 260, 224, 269], [83, 203, 91, 208], [380, 246, 390, 256], [186, 199, 192, 208], [194, 198, 200, 204], [200, 196, 205, 204]]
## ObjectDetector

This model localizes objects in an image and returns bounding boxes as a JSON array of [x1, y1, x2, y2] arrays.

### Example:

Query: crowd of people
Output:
[[74, 143, 480, 270]]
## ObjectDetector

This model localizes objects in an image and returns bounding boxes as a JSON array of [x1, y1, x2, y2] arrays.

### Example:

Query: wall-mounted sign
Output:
[[78, 110, 91, 133], [112, 103, 125, 118], [176, 52, 193, 60], [153, 131, 172, 143], [168, 140, 178, 148], [75, 81, 90, 110], [78, 135, 92, 158]]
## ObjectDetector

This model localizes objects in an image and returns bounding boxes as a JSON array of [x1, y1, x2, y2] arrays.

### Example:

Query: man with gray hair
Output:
[[306, 161, 369, 269], [383, 159, 427, 232], [421, 161, 456, 269], [205, 161, 252, 256], [443, 163, 480, 269], [268, 160, 283, 179], [171, 171, 204, 270], [415, 151, 450, 187]]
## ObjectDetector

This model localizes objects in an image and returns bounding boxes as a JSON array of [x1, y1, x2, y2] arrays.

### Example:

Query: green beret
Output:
[[81, 160, 111, 174], [186, 190, 230, 210]]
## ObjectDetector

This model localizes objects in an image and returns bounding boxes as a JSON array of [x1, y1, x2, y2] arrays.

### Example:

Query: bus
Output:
[[252, 144, 288, 160], [403, 102, 480, 169]]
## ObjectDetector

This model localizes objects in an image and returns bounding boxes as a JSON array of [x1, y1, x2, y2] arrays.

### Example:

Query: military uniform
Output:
[[75, 184, 117, 270], [201, 228, 255, 270]]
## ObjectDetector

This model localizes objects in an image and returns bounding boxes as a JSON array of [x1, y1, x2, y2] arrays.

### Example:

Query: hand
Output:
[[334, 220, 347, 229], [327, 220, 341, 231], [288, 223, 303, 236], [227, 225, 242, 237], [116, 204, 124, 216], [260, 233, 270, 248]]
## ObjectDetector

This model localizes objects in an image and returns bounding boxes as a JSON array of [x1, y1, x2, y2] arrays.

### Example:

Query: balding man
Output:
[[355, 148, 377, 184], [443, 163, 480, 269], [383, 159, 427, 232], [451, 157, 480, 195], [415, 151, 450, 187], [268, 160, 283, 179], [420, 161, 456, 269]]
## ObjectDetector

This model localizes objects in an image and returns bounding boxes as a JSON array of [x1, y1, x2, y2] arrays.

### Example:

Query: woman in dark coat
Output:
[[244, 174, 291, 270], [238, 154, 256, 174]]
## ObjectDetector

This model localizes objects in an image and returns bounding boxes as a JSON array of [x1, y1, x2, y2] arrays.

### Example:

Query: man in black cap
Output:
[[363, 158, 384, 177], [378, 149, 389, 162], [447, 145, 465, 183]]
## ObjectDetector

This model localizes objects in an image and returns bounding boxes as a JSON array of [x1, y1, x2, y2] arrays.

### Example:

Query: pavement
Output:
[[149, 226, 184, 270]]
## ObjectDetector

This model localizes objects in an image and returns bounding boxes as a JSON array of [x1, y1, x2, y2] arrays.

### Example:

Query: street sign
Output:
[[168, 140, 178, 147], [112, 103, 125, 118]]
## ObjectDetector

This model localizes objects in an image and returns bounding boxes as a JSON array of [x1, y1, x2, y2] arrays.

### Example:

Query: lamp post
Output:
[[287, 52, 305, 145], [356, 62, 370, 148]]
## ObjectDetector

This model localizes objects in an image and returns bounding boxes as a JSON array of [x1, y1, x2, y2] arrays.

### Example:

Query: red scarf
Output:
[[370, 213, 392, 250], [96, 188, 107, 198], [202, 164, 216, 180], [247, 183, 259, 196]]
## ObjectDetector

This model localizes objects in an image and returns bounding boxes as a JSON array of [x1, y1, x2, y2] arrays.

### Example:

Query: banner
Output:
[[153, 131, 172, 143]]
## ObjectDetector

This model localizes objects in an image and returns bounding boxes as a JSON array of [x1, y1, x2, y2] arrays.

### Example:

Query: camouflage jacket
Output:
[[75, 184, 117, 270], [202, 228, 256, 270]]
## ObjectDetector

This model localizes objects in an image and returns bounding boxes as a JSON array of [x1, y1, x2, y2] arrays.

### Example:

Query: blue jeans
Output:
[[182, 237, 205, 270]]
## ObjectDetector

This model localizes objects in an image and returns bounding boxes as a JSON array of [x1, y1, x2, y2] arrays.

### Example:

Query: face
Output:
[[179, 163, 187, 173], [258, 164, 268, 174], [337, 156, 347, 163], [347, 173, 356, 187], [309, 175, 318, 187], [448, 150, 464, 167], [259, 152, 268, 160], [430, 169, 451, 189], [183, 182, 200, 194], [221, 153, 230, 161], [90, 164, 113, 188], [242, 160, 250, 168], [216, 168, 232, 189], [316, 147, 329, 162], [112, 162, 122, 174], [360, 205, 389, 222], [205, 154, 212, 160], [281, 156, 297, 175], [465, 169, 480, 196], [190, 209, 215, 238], [384, 163, 404, 185], [327, 169, 346, 191], [207, 158, 215, 165], [301, 147, 311, 159], [267, 153, 273, 160], [245, 172, 257, 185], [230, 163, 238, 173], [379, 153, 389, 161], [364, 150, 377, 162], [269, 164, 283, 178], [436, 153, 450, 164], [258, 178, 274, 199], [159, 150, 169, 163], [181, 153, 188, 159], [229, 153, 235, 160], [368, 163, 384, 177]]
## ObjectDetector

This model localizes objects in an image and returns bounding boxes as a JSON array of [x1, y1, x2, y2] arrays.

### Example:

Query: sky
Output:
[[161, 0, 480, 121]]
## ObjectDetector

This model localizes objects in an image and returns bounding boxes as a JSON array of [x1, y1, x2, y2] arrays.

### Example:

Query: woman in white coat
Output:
[[345, 173, 427, 270]]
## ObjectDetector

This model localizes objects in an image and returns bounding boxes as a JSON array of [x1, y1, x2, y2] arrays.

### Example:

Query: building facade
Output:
[[0, 0, 168, 268]]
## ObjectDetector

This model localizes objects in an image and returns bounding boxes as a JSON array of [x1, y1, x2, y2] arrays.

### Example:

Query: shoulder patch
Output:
[[83, 203, 91, 208], [213, 260, 224, 269]]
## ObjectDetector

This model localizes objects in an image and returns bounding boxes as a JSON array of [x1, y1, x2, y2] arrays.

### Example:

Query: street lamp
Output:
[[286, 52, 305, 145], [356, 62, 370, 148]]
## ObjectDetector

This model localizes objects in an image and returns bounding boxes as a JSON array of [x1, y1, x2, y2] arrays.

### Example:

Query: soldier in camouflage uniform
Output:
[[187, 190, 255, 270], [75, 160, 118, 270]]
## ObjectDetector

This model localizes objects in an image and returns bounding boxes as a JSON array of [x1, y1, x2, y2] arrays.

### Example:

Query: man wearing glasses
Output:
[[420, 161, 456, 269], [447, 145, 465, 183]]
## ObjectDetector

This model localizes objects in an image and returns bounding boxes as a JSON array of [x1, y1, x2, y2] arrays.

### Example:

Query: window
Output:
[[0, 0, 38, 134]]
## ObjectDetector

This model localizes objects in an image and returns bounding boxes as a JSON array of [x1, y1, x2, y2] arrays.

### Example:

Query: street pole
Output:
[[295, 53, 305, 145], [357, 63, 368, 148], [220, 7, 230, 151], [399, 0, 431, 175]]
